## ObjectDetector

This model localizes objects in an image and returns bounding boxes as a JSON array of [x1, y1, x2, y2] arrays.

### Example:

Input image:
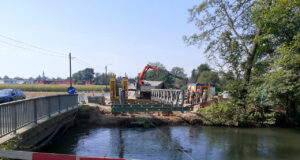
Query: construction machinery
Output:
[[110, 76, 129, 101], [137, 64, 188, 99]]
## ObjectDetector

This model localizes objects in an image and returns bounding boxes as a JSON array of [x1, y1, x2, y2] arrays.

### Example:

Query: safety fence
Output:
[[0, 94, 78, 138], [151, 89, 184, 107]]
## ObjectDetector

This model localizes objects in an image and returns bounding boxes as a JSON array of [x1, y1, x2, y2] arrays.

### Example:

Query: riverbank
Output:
[[76, 104, 203, 128], [76, 103, 292, 128]]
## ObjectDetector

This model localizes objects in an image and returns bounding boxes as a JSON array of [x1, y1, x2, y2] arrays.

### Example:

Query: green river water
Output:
[[41, 126, 300, 160]]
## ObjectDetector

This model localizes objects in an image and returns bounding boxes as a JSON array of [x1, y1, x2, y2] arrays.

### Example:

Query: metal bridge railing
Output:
[[0, 94, 78, 138], [151, 89, 184, 107]]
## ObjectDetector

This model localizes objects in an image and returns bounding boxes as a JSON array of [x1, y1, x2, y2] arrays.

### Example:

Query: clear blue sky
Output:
[[0, 0, 209, 79]]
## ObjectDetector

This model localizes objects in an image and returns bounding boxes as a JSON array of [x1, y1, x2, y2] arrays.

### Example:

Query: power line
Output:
[[0, 34, 67, 57], [0, 34, 111, 74], [0, 39, 67, 58]]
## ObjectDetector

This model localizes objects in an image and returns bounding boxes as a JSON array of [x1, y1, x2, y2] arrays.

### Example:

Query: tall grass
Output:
[[0, 84, 107, 92]]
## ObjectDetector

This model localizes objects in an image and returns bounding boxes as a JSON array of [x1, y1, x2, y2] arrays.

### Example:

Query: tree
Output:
[[249, 0, 300, 123], [171, 67, 187, 89], [94, 72, 114, 85], [138, 62, 179, 88], [189, 64, 220, 90], [197, 71, 219, 85], [190, 69, 198, 83], [197, 64, 211, 73], [184, 0, 263, 107], [73, 68, 95, 82]]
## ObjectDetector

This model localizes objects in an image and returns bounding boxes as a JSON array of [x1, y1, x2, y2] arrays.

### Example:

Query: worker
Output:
[[187, 88, 190, 103], [203, 89, 208, 102], [191, 91, 195, 104]]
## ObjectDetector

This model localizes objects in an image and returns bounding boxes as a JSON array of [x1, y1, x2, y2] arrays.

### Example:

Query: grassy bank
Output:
[[0, 84, 107, 92], [198, 100, 286, 127]]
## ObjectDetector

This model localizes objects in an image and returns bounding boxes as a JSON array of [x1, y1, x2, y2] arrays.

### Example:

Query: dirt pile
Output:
[[76, 104, 203, 127]]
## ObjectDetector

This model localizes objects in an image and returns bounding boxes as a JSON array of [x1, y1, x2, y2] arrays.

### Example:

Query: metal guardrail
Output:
[[151, 89, 184, 107], [0, 94, 78, 138], [111, 89, 192, 113]]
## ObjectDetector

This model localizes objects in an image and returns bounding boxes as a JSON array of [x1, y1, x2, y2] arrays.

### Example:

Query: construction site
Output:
[[75, 64, 219, 128]]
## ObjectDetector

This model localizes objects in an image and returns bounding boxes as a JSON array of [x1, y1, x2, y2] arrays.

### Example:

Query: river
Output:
[[41, 126, 300, 160]]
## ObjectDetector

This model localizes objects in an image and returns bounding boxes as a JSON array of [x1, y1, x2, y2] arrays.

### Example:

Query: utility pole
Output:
[[69, 52, 72, 87], [105, 64, 112, 90], [105, 65, 107, 90]]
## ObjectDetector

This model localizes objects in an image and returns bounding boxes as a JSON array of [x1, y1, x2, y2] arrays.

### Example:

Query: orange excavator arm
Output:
[[139, 65, 159, 85]]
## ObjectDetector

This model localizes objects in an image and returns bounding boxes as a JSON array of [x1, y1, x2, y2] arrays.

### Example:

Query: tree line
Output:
[[183, 0, 299, 125]]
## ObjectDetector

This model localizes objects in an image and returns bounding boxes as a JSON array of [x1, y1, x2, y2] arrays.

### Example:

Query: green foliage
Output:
[[79, 105, 90, 113], [190, 64, 211, 83], [248, 0, 300, 124], [138, 62, 187, 88], [0, 135, 24, 151], [170, 67, 187, 89], [94, 72, 114, 85], [73, 68, 95, 82], [197, 71, 219, 84], [186, 0, 300, 126], [200, 100, 242, 126], [200, 100, 277, 126]]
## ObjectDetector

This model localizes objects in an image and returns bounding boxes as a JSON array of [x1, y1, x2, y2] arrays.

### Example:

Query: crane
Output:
[[137, 64, 188, 99], [139, 64, 188, 85]]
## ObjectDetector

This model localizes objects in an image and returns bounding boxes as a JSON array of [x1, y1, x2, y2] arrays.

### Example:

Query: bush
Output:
[[199, 100, 277, 127]]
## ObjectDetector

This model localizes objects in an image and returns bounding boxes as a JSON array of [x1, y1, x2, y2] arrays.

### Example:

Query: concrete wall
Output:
[[19, 108, 78, 149]]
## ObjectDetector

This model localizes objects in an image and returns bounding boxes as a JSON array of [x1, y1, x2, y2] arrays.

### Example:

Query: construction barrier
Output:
[[0, 149, 134, 160]]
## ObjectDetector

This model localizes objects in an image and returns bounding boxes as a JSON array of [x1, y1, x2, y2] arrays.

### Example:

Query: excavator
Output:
[[136, 64, 188, 99]]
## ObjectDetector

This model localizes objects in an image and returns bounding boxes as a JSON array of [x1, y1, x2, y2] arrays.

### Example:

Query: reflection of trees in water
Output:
[[188, 126, 201, 139], [109, 128, 125, 158], [41, 127, 92, 154], [109, 127, 190, 160], [153, 127, 186, 160], [117, 129, 124, 158], [202, 128, 279, 160]]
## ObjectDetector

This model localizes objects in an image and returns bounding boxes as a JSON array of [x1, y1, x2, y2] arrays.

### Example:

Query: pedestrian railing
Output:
[[0, 94, 78, 138], [151, 89, 184, 107]]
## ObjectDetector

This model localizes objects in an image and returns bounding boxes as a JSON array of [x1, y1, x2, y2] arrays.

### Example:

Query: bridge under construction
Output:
[[109, 76, 193, 113]]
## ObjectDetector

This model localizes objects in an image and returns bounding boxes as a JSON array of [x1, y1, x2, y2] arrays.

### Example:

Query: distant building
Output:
[[3, 79, 17, 84]]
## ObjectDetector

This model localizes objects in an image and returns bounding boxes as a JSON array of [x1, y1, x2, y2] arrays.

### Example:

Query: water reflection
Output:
[[41, 126, 300, 160]]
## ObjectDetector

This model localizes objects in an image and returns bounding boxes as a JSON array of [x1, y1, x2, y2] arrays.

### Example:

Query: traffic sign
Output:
[[67, 86, 76, 95]]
